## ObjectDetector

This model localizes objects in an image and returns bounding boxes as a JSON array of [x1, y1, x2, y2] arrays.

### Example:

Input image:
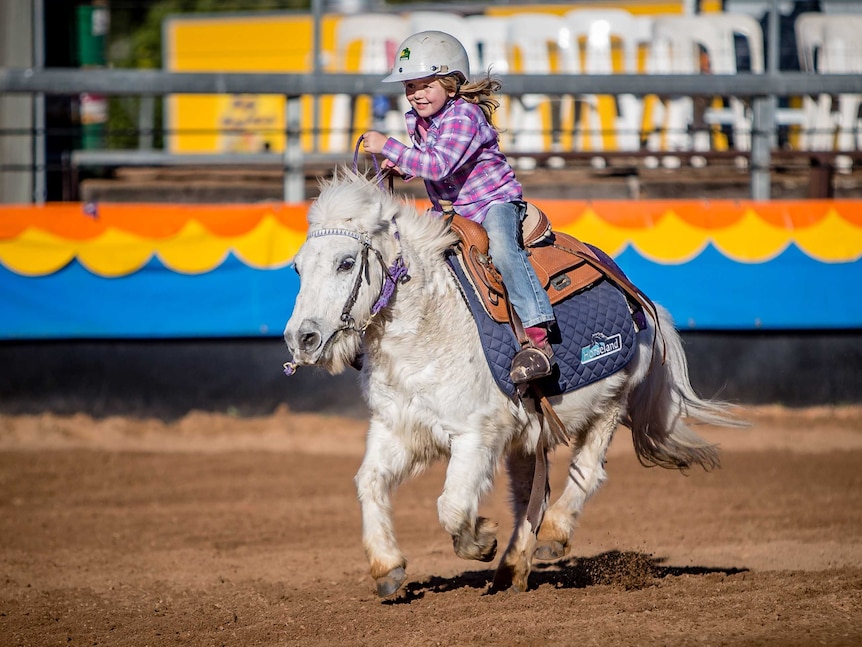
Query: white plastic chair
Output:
[[795, 12, 829, 74], [647, 15, 739, 152], [565, 8, 648, 151], [506, 13, 572, 153], [793, 12, 835, 150], [696, 13, 765, 151], [406, 11, 480, 72], [821, 16, 862, 155], [327, 14, 410, 152], [646, 16, 706, 151], [464, 14, 511, 75], [463, 14, 514, 147]]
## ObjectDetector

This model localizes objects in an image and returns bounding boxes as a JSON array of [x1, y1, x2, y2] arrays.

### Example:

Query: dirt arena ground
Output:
[[1, 404, 861, 646]]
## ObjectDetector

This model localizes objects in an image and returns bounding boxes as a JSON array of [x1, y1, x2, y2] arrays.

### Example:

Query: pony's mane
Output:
[[311, 168, 455, 260]]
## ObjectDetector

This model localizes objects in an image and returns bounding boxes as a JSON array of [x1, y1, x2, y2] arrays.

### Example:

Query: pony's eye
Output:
[[337, 257, 356, 273]]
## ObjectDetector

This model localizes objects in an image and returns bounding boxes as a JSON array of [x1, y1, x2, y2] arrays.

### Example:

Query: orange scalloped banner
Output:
[[1, 200, 861, 277]]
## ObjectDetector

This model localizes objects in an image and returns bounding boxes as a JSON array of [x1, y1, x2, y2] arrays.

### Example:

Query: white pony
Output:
[[283, 169, 742, 597]]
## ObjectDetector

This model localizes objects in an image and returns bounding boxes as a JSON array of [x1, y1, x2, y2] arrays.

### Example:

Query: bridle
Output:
[[282, 226, 409, 377], [283, 141, 410, 376], [315, 226, 409, 329]]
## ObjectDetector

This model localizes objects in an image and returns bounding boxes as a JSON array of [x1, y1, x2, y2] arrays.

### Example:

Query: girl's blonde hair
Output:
[[438, 73, 502, 127]]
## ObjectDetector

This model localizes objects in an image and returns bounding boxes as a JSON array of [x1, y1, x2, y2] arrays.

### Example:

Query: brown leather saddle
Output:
[[448, 203, 652, 325]]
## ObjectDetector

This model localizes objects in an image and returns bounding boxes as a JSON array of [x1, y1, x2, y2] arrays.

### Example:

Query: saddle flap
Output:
[[448, 215, 506, 310], [523, 202, 553, 246], [448, 214, 490, 255], [528, 232, 604, 299]]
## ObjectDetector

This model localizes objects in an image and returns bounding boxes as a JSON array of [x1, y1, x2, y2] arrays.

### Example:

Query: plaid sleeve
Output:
[[387, 107, 490, 181]]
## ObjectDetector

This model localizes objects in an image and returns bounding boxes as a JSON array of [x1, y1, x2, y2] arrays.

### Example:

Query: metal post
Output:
[[311, 0, 323, 153], [751, 0, 780, 201], [33, 0, 46, 204], [751, 97, 774, 201], [284, 95, 304, 202], [138, 96, 154, 150]]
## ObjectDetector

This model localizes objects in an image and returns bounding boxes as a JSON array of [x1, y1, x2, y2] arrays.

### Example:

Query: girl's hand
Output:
[[362, 131, 388, 154]]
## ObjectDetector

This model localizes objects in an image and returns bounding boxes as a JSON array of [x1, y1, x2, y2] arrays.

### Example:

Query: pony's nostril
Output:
[[299, 330, 321, 352], [284, 319, 322, 356]]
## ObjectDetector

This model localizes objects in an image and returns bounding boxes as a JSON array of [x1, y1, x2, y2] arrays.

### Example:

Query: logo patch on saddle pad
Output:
[[581, 332, 623, 364]]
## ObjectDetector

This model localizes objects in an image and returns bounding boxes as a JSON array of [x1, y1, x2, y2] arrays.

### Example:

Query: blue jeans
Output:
[[482, 201, 555, 328]]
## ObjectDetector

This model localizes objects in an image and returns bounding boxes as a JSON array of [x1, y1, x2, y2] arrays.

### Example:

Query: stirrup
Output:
[[510, 346, 554, 384]]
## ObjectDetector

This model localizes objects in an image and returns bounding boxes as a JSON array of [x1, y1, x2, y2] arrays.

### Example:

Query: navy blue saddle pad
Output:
[[446, 250, 638, 399]]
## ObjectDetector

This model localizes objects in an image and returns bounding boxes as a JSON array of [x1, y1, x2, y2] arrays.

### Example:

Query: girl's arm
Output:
[[382, 112, 493, 182], [362, 131, 407, 177]]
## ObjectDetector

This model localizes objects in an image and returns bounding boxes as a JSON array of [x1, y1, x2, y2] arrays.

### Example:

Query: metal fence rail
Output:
[[4, 68, 862, 97], [3, 68, 862, 202]]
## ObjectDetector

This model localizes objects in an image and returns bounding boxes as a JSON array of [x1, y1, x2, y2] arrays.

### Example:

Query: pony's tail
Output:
[[624, 305, 746, 471]]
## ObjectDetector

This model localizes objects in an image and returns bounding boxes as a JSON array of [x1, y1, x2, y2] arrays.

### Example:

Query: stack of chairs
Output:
[[321, 7, 862, 164]]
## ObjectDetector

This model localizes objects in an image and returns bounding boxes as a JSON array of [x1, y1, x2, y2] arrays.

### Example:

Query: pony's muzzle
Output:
[[284, 319, 323, 362]]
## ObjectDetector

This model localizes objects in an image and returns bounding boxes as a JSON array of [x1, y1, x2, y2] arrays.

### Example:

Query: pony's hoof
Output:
[[452, 517, 498, 562], [491, 565, 528, 594], [453, 534, 498, 562], [375, 566, 406, 598], [534, 540, 567, 562], [478, 538, 498, 562]]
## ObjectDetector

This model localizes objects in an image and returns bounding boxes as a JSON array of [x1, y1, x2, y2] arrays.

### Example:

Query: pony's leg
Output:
[[438, 433, 500, 563], [492, 446, 546, 593], [535, 403, 622, 561], [354, 420, 413, 597]]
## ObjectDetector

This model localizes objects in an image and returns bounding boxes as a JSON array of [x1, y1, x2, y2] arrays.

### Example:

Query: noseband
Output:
[[283, 223, 410, 376]]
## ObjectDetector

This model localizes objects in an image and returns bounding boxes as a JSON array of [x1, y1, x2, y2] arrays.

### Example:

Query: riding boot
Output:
[[510, 325, 555, 384]]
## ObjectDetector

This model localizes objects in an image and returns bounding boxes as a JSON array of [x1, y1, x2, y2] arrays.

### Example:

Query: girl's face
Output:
[[403, 76, 454, 119]]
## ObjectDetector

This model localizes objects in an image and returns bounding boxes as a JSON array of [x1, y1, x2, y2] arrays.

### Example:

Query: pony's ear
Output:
[[369, 195, 394, 238]]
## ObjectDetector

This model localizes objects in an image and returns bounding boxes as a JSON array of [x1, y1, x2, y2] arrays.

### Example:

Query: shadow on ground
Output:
[[386, 550, 748, 604]]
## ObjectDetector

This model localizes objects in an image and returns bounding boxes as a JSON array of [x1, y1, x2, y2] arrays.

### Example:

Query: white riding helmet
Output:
[[382, 30, 470, 83]]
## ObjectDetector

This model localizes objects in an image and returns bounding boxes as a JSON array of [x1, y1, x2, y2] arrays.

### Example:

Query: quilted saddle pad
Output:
[[446, 251, 638, 400]]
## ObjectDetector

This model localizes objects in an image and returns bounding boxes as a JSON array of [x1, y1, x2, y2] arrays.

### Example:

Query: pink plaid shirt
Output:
[[381, 98, 522, 223]]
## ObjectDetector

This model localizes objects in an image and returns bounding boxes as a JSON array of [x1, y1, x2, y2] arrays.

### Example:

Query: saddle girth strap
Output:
[[524, 386, 570, 535], [525, 432, 548, 533]]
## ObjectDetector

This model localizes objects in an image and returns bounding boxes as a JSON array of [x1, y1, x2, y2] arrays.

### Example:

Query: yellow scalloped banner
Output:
[[623, 208, 711, 263], [791, 207, 862, 262], [707, 207, 792, 262], [0, 212, 307, 277], [545, 201, 862, 265], [1, 201, 861, 277], [0, 228, 79, 276]]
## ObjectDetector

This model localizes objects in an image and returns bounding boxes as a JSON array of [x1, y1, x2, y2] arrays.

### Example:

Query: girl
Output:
[[362, 30, 556, 384]]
